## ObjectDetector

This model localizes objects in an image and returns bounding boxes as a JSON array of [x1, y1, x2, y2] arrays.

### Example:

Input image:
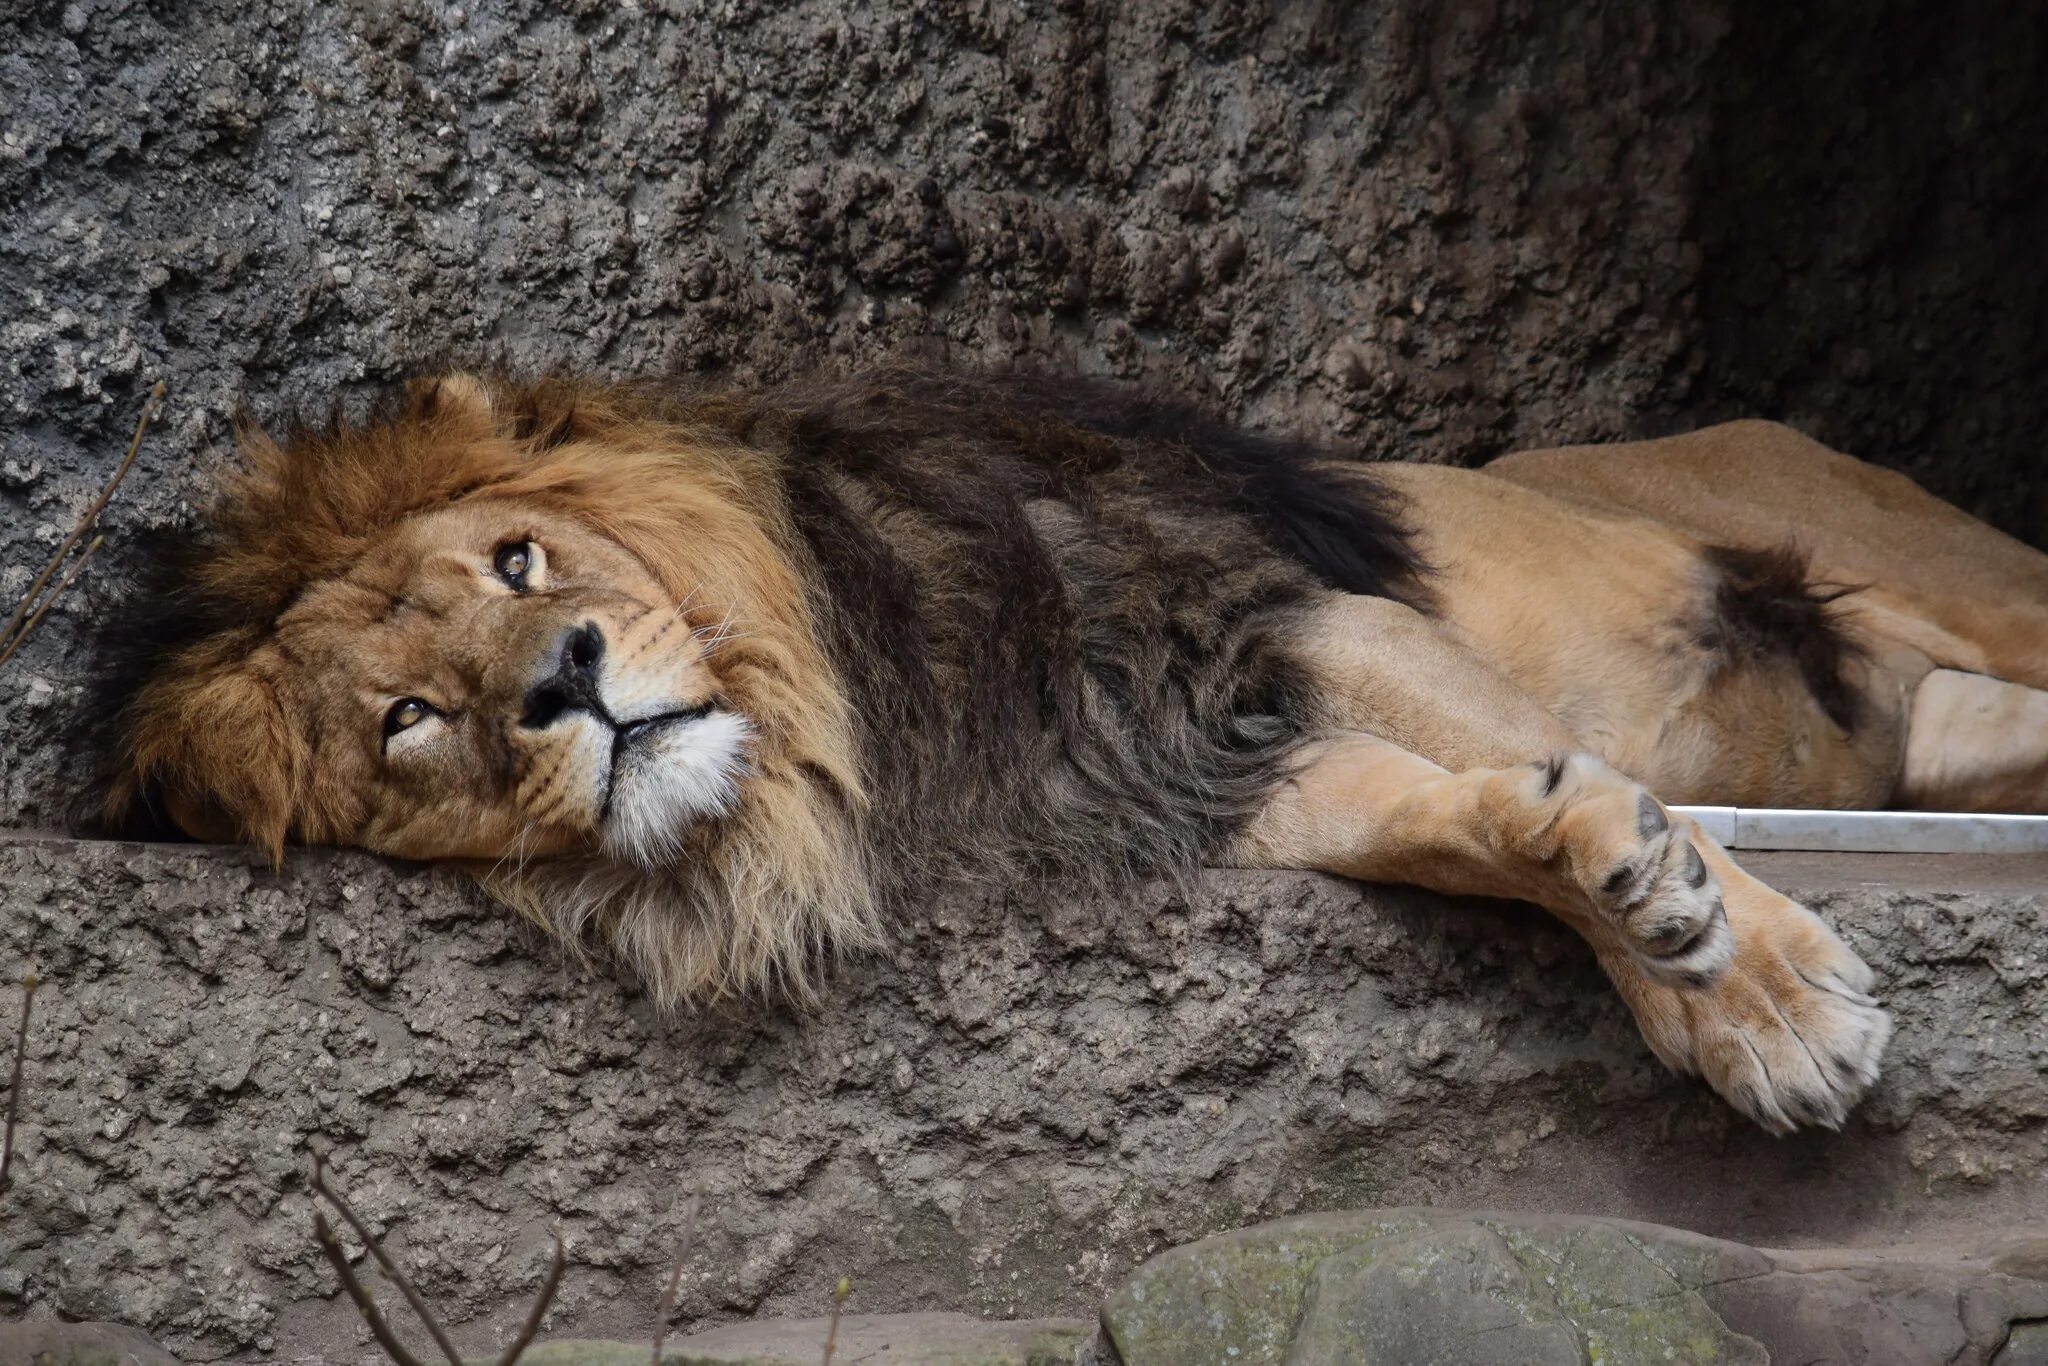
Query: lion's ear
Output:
[[118, 660, 302, 862], [405, 372, 498, 437]]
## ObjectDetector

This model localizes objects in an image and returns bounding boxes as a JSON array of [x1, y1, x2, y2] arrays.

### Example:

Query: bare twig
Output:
[[649, 1189, 703, 1366], [315, 1211, 434, 1366], [310, 1154, 464, 1366], [494, 1230, 566, 1366], [0, 379, 163, 666], [0, 536, 104, 671], [309, 1157, 569, 1366], [0, 974, 36, 1195], [820, 1277, 851, 1366]]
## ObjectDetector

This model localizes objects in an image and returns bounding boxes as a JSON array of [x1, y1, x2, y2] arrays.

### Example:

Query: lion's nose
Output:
[[521, 622, 607, 728]]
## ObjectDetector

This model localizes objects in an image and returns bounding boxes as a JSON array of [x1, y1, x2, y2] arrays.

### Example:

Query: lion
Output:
[[93, 366, 2048, 1133]]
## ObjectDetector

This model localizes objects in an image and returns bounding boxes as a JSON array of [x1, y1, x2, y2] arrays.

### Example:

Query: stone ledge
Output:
[[0, 837, 2043, 1360]]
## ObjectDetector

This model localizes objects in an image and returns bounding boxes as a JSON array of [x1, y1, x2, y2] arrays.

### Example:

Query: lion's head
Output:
[[109, 374, 875, 1006]]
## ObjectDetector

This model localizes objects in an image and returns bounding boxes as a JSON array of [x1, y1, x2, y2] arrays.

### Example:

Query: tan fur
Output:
[[1898, 670, 2048, 812], [1373, 461, 1917, 808], [1487, 420, 2048, 691]]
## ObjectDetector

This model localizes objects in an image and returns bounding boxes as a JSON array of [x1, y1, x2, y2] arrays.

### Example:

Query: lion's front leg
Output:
[[1234, 732, 1889, 1130]]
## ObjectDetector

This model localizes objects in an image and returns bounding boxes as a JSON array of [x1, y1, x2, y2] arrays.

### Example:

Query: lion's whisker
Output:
[[695, 628, 754, 655], [691, 602, 754, 656], [485, 832, 523, 883], [513, 821, 538, 880]]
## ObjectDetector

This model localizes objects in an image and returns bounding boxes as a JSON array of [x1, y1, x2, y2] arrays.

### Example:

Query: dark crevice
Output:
[[1693, 0, 2048, 546]]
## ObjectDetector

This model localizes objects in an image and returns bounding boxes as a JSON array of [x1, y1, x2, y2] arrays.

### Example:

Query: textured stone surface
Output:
[[0, 1319, 181, 1366], [648, 1312, 1088, 1366], [2, 0, 2042, 829], [2, 837, 2044, 1360], [1102, 1208, 2048, 1365], [0, 1315, 1093, 1366]]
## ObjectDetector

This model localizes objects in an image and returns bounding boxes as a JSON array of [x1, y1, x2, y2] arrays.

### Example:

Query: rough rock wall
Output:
[[5, 2, 2040, 824], [0, 0, 1830, 823], [3, 839, 2045, 1360]]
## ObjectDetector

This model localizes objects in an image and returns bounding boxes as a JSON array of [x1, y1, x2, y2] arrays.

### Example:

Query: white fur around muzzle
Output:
[[602, 709, 754, 867]]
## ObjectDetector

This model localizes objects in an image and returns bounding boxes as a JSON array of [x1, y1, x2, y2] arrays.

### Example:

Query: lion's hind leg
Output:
[[1235, 730, 1889, 1131], [1897, 669, 2048, 813]]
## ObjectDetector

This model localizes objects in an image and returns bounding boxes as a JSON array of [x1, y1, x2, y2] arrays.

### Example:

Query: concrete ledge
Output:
[[1, 837, 2043, 1360]]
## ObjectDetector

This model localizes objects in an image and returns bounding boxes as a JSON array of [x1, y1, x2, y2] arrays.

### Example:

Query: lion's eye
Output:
[[493, 541, 533, 589], [384, 697, 433, 737]]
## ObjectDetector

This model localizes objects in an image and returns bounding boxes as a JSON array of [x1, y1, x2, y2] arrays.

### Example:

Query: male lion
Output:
[[98, 367, 2048, 1132]]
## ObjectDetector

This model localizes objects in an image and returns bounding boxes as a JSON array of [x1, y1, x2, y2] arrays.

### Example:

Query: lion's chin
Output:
[[599, 708, 754, 869]]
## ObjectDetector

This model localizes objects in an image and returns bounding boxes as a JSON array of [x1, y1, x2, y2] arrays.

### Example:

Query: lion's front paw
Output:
[[1516, 755, 1732, 987], [1617, 885, 1889, 1133]]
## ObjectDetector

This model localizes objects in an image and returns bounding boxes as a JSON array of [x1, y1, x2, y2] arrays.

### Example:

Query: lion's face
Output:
[[265, 499, 750, 867], [110, 374, 874, 1006]]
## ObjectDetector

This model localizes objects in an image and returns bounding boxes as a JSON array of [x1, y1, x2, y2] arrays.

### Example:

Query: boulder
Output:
[[504, 1314, 1088, 1366], [1102, 1209, 2048, 1365]]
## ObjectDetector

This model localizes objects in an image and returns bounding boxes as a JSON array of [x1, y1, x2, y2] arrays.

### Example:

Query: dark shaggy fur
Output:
[[1699, 543, 1866, 731], [686, 367, 1426, 903], [69, 528, 232, 840]]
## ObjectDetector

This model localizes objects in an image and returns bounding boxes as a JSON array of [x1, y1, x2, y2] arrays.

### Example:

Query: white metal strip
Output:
[[1673, 806, 2048, 854], [1682, 805, 1739, 846]]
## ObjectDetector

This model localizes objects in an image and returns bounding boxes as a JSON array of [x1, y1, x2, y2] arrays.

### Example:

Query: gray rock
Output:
[[1998, 1322, 2048, 1366], [1, 837, 2044, 1359], [1101, 1209, 2048, 1365], [1287, 1224, 1612, 1365]]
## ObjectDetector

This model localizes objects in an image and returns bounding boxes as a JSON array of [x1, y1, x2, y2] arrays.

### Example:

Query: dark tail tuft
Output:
[[1700, 543, 1866, 731]]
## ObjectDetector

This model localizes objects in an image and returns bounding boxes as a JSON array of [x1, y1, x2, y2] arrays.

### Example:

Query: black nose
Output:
[[521, 623, 607, 729]]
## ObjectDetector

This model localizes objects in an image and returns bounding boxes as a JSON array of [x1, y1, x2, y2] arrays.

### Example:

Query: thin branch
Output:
[[495, 1230, 566, 1366], [0, 379, 164, 663], [310, 1154, 465, 1366], [0, 536, 104, 672], [820, 1277, 851, 1366], [314, 1211, 433, 1366], [0, 974, 37, 1195], [649, 1189, 703, 1366]]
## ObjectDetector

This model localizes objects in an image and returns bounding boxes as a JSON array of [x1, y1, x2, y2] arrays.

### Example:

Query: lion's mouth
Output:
[[610, 700, 717, 769], [597, 704, 754, 867]]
